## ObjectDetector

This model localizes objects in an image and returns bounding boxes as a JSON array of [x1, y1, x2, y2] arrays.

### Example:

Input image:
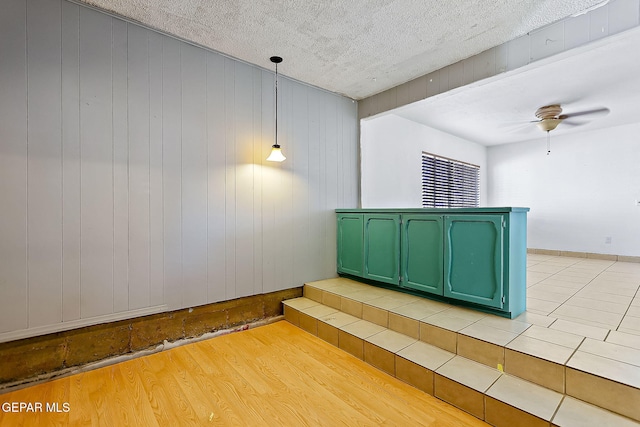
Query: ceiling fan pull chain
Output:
[[547, 131, 551, 155]]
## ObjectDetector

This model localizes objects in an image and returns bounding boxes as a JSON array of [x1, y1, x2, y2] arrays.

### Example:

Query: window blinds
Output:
[[421, 153, 479, 208]]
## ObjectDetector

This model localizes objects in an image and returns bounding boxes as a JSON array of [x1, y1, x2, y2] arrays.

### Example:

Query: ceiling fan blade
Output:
[[499, 120, 537, 133], [562, 107, 610, 119], [558, 119, 584, 127]]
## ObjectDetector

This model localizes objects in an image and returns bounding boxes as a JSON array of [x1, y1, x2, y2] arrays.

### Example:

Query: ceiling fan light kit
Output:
[[534, 104, 564, 155], [535, 104, 565, 132], [536, 118, 563, 132], [531, 104, 609, 155]]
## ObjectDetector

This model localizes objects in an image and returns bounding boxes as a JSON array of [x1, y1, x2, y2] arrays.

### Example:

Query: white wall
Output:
[[361, 114, 487, 208], [488, 123, 640, 256], [361, 112, 640, 257], [0, 0, 359, 340]]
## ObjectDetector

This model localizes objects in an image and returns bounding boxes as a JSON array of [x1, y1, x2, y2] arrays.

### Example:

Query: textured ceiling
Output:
[[394, 26, 640, 145], [78, 0, 604, 99]]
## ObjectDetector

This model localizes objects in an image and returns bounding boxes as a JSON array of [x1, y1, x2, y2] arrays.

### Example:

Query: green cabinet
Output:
[[336, 213, 364, 276], [336, 208, 528, 318], [363, 214, 401, 284], [444, 215, 504, 309], [401, 215, 443, 294], [337, 213, 400, 284]]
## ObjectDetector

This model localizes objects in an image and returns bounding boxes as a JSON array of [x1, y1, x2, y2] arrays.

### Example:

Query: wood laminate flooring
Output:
[[0, 321, 488, 426]]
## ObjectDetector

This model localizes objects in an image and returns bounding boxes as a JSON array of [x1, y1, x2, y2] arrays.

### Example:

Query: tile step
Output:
[[282, 279, 640, 426]]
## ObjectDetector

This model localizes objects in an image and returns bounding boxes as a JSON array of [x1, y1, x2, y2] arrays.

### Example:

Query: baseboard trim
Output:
[[527, 248, 640, 263], [0, 305, 169, 344]]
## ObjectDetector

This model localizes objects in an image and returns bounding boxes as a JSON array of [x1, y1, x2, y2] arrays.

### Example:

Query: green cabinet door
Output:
[[401, 215, 443, 294], [363, 214, 401, 285], [444, 215, 504, 308], [337, 214, 364, 276]]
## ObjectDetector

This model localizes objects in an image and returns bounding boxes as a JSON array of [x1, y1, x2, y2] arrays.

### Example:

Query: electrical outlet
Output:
[[605, 236, 612, 244]]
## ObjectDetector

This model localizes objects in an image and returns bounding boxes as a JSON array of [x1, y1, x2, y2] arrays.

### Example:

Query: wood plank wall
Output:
[[0, 0, 359, 340]]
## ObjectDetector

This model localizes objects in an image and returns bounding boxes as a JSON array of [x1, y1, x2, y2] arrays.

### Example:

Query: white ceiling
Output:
[[393, 26, 640, 146], [78, 0, 605, 99]]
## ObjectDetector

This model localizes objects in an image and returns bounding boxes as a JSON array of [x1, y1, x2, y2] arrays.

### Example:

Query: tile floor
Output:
[[285, 253, 640, 425], [526, 254, 640, 334]]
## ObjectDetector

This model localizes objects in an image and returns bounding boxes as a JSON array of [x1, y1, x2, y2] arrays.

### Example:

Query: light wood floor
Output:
[[0, 321, 488, 426]]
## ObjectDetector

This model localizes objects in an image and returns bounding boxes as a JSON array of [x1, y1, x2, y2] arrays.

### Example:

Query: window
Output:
[[421, 152, 479, 208]]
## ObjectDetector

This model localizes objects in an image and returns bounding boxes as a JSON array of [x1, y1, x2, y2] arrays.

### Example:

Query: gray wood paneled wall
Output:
[[0, 0, 359, 339]]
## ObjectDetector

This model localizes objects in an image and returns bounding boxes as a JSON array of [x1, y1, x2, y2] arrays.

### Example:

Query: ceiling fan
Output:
[[532, 104, 609, 154]]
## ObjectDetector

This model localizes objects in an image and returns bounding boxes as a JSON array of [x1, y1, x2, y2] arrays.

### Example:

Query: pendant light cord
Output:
[[275, 61, 278, 147], [267, 56, 284, 161]]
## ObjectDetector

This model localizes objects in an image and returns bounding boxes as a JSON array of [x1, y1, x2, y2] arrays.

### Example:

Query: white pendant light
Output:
[[267, 56, 286, 162], [266, 144, 286, 162]]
